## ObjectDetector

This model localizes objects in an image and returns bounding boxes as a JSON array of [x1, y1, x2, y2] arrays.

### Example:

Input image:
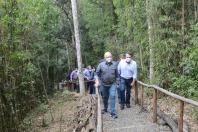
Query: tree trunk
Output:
[[71, 0, 85, 96], [146, 0, 155, 83], [65, 41, 71, 71], [182, 0, 185, 48], [194, 0, 197, 22]]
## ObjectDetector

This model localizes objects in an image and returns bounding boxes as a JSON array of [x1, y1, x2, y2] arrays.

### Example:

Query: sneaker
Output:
[[120, 104, 124, 110], [110, 112, 118, 119], [126, 104, 131, 108], [102, 109, 107, 114]]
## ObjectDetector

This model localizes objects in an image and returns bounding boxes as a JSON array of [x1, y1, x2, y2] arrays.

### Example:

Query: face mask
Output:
[[126, 58, 131, 63], [106, 57, 112, 63]]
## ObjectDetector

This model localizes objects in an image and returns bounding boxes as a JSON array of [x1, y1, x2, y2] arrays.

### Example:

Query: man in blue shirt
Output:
[[95, 52, 118, 119], [117, 52, 137, 110], [83, 65, 95, 94]]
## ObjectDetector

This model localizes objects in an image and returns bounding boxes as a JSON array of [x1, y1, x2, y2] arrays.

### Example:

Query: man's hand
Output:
[[131, 80, 135, 87], [95, 79, 100, 88]]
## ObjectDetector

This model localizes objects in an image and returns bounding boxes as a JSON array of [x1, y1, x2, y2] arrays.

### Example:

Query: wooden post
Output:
[[141, 85, 144, 108], [134, 81, 138, 104], [153, 89, 157, 123], [96, 86, 102, 132], [178, 101, 184, 132]]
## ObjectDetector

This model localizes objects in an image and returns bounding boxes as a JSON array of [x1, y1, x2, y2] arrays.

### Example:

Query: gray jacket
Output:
[[96, 61, 118, 86]]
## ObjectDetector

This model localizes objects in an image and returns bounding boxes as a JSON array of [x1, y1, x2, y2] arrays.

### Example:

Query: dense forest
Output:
[[0, 0, 198, 131]]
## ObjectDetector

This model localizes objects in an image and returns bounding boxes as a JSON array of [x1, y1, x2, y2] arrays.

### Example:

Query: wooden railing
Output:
[[96, 86, 102, 132], [134, 80, 198, 132]]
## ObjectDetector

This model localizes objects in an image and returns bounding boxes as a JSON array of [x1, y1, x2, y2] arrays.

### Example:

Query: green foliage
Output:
[[171, 75, 198, 98], [0, 0, 73, 131]]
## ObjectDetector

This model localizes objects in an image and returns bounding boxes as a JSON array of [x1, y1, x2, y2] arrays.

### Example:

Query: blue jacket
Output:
[[96, 61, 118, 85]]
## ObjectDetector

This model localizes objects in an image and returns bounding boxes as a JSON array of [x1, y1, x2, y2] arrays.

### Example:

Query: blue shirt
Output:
[[83, 68, 94, 80], [117, 60, 137, 79]]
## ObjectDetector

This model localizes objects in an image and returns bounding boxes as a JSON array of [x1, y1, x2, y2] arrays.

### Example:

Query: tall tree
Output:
[[146, 0, 155, 83], [71, 0, 85, 96]]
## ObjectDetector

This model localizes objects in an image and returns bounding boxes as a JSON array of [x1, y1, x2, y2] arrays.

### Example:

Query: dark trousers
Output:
[[87, 81, 95, 94], [120, 77, 133, 105], [117, 80, 121, 104]]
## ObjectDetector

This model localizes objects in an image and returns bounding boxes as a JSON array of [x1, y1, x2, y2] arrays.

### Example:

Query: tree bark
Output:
[[71, 0, 85, 96], [146, 0, 155, 83], [194, 0, 197, 22], [181, 0, 185, 48], [157, 110, 178, 132], [65, 41, 71, 71]]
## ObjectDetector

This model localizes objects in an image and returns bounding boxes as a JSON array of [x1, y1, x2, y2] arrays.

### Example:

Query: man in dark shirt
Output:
[[95, 52, 118, 119]]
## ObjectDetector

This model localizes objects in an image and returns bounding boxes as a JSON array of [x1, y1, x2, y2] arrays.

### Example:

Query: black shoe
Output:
[[120, 104, 124, 110], [102, 109, 107, 114], [126, 104, 131, 108], [110, 113, 118, 119]]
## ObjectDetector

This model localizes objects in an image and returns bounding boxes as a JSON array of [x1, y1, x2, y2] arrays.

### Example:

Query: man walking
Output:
[[118, 52, 137, 110], [83, 65, 95, 94], [95, 52, 118, 119]]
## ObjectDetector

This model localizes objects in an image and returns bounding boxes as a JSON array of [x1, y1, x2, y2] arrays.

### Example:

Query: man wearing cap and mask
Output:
[[95, 52, 118, 119], [118, 52, 137, 110]]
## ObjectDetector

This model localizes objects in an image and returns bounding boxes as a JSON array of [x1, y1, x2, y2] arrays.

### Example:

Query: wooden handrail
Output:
[[96, 86, 102, 132], [136, 80, 198, 132], [151, 85, 198, 107], [137, 80, 198, 107]]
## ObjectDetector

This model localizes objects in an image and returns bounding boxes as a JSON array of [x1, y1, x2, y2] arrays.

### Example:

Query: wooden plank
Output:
[[96, 86, 102, 132], [134, 81, 138, 104], [141, 85, 144, 108], [178, 101, 184, 132], [137, 80, 152, 87], [153, 89, 157, 123]]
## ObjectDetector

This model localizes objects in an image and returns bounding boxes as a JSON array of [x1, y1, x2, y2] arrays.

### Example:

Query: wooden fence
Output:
[[135, 80, 198, 132]]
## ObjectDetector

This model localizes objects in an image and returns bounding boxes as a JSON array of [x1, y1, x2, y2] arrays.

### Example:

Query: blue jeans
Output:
[[101, 83, 116, 113], [120, 78, 133, 105]]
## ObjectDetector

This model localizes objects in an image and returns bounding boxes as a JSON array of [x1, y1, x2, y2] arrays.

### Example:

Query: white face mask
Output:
[[106, 57, 112, 63], [126, 58, 131, 63]]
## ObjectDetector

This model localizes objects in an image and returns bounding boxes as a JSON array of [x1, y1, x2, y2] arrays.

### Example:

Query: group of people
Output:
[[68, 65, 96, 94], [67, 51, 137, 119], [95, 51, 137, 119]]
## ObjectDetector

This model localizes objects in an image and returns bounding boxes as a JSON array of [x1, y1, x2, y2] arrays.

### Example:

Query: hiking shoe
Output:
[[110, 113, 118, 119], [126, 104, 131, 108], [102, 109, 107, 114], [120, 104, 124, 110]]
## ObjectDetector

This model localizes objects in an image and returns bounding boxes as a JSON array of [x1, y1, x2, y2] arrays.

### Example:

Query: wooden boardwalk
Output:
[[103, 98, 172, 132]]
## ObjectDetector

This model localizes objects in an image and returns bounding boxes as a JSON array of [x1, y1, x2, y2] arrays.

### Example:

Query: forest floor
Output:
[[19, 89, 82, 132]]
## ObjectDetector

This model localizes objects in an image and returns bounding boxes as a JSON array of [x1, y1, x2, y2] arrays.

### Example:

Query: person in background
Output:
[[83, 65, 95, 94], [116, 54, 126, 104], [66, 70, 72, 81], [95, 52, 118, 119], [70, 68, 79, 92], [117, 52, 137, 110]]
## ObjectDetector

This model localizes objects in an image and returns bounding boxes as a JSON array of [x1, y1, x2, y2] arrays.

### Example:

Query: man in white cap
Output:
[[95, 52, 118, 119]]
